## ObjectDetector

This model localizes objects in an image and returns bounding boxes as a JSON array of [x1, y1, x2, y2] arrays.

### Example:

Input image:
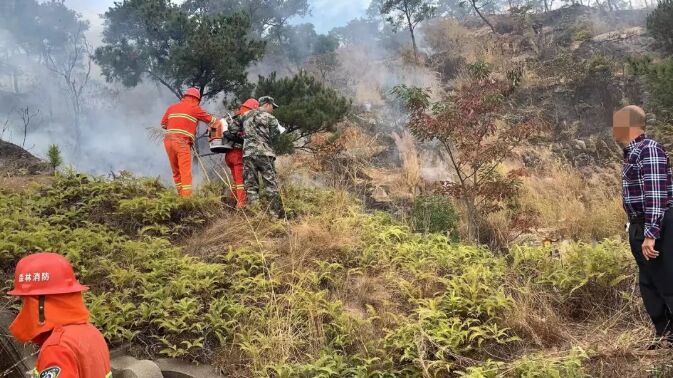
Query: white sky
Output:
[[63, 0, 371, 35]]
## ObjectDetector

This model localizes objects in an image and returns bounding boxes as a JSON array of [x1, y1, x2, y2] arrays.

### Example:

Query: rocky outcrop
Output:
[[574, 26, 654, 60], [111, 356, 164, 378], [109, 353, 225, 378], [155, 358, 224, 378]]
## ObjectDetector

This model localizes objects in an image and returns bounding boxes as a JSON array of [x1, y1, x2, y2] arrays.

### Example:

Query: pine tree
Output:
[[253, 71, 351, 154], [94, 0, 265, 100], [629, 56, 673, 149], [47, 144, 63, 174], [647, 0, 673, 55]]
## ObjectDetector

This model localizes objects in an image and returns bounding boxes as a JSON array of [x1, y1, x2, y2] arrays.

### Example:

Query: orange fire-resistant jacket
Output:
[[161, 98, 218, 143], [9, 293, 111, 378], [33, 324, 111, 378]]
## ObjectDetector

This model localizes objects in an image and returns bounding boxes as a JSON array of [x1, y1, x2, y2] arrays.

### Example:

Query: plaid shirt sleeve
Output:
[[641, 143, 670, 239]]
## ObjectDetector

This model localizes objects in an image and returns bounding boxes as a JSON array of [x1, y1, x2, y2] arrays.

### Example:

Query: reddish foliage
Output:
[[403, 76, 546, 243]]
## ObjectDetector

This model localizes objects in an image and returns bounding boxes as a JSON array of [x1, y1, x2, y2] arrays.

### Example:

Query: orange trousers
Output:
[[164, 136, 193, 197], [225, 148, 246, 208]]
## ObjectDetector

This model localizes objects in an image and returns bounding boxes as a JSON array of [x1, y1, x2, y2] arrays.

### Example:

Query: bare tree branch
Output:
[[17, 106, 40, 148]]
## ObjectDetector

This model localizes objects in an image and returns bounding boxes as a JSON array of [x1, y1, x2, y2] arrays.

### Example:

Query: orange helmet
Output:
[[183, 87, 202, 101], [7, 252, 89, 296], [239, 98, 259, 114]]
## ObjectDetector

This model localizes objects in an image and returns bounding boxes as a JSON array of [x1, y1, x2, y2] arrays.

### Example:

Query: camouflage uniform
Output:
[[224, 113, 246, 149], [242, 108, 284, 217]]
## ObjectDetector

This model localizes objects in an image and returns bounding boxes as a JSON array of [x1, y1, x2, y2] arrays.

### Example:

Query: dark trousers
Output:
[[629, 209, 673, 337]]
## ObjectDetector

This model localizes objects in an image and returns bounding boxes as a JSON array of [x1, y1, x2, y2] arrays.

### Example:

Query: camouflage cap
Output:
[[258, 96, 279, 108]]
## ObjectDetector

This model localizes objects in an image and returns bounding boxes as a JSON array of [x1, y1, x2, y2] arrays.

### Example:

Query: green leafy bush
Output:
[[458, 348, 589, 377], [47, 144, 63, 173], [511, 240, 633, 294], [409, 194, 459, 237], [466, 61, 492, 80], [33, 171, 218, 239], [359, 213, 516, 375], [572, 24, 593, 42]]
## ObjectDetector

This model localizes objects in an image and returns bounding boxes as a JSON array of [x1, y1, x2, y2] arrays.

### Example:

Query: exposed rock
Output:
[[111, 355, 164, 378], [155, 358, 224, 378], [574, 25, 654, 59]]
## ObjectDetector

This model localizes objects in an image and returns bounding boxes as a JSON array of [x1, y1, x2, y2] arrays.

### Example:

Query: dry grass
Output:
[[183, 211, 283, 260], [287, 218, 355, 262], [506, 287, 571, 348], [309, 126, 387, 192], [422, 18, 486, 64], [0, 174, 53, 193], [392, 131, 423, 198], [502, 272, 673, 377], [520, 161, 624, 241]]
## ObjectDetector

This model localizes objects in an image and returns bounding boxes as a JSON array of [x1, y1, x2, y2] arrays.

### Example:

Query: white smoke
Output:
[[0, 21, 229, 184]]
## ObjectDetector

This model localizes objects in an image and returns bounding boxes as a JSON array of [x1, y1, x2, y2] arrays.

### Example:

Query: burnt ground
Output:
[[0, 139, 51, 176]]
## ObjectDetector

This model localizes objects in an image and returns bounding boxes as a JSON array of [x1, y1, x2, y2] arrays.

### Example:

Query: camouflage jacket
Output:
[[224, 114, 246, 149], [242, 109, 282, 158]]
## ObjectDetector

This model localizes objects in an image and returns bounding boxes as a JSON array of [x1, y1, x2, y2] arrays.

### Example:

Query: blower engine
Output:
[[209, 115, 235, 153]]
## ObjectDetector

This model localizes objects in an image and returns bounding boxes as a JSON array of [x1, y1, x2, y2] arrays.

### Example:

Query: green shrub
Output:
[[267, 352, 397, 378], [572, 26, 593, 42], [458, 348, 589, 377], [409, 194, 459, 237], [466, 61, 492, 80], [511, 240, 633, 295], [586, 54, 612, 73], [359, 213, 516, 375], [647, 0, 673, 55], [33, 171, 218, 239], [47, 144, 63, 173]]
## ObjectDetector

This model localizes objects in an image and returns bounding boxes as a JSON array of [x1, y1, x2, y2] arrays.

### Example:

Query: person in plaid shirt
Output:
[[616, 105, 673, 346]]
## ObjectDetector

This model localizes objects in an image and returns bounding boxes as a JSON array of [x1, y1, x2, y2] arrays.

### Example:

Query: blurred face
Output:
[[613, 108, 645, 146], [261, 103, 274, 113]]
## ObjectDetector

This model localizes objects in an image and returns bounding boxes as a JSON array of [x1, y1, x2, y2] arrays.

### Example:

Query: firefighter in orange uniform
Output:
[[161, 87, 218, 197], [225, 98, 259, 208], [7, 252, 111, 378]]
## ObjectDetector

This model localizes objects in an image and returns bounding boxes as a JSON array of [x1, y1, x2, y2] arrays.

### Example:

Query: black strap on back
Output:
[[38, 295, 45, 324]]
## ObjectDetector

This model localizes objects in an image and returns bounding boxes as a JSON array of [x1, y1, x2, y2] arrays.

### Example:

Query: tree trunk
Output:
[[463, 196, 480, 242], [471, 0, 497, 33], [404, 11, 418, 63], [409, 26, 419, 63], [73, 108, 82, 158]]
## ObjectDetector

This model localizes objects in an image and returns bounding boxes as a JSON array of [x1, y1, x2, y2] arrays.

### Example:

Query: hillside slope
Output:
[[0, 171, 670, 377]]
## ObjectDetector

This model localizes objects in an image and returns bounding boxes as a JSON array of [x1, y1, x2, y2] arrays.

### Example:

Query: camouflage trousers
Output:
[[243, 155, 284, 217]]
